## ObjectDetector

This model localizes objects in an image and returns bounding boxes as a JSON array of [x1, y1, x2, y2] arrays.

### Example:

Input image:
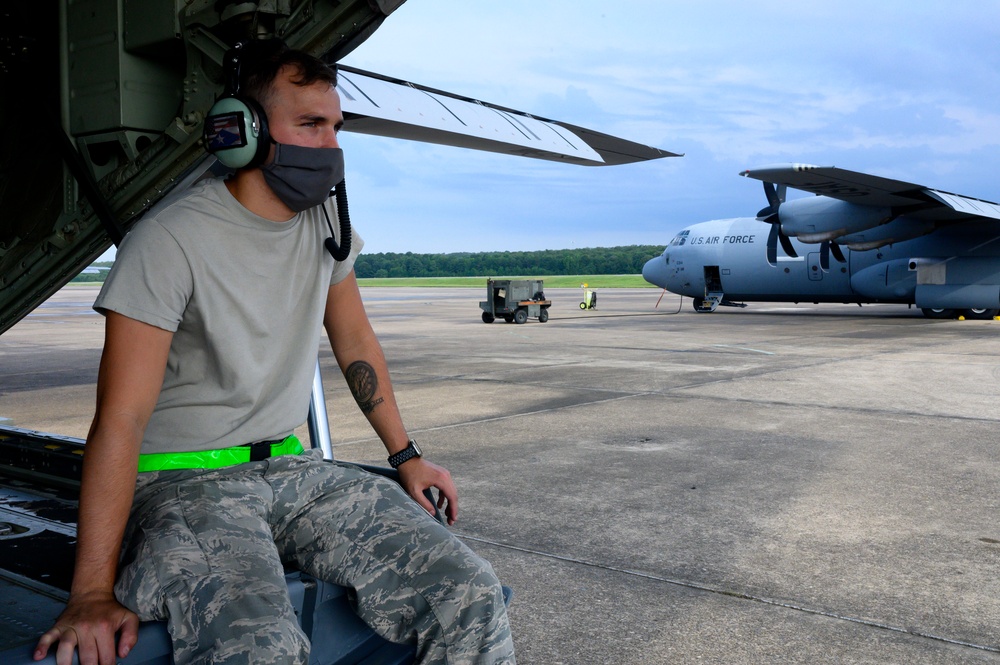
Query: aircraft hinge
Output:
[[0, 235, 22, 259]]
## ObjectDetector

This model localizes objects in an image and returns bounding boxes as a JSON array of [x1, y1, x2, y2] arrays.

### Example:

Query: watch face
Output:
[[410, 440, 422, 456]]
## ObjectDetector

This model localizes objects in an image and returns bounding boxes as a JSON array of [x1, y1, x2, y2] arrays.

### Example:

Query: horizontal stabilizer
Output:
[[339, 66, 678, 166]]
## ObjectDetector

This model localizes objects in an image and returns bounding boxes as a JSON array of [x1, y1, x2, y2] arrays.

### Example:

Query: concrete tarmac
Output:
[[2, 285, 1000, 664]]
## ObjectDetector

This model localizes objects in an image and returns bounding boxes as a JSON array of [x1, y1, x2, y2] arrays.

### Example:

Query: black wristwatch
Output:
[[387, 439, 422, 468]]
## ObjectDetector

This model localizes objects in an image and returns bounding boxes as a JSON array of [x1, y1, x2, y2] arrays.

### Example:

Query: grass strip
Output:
[[356, 275, 653, 288]]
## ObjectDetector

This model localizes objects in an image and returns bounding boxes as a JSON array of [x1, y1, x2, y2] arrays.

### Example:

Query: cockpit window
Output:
[[669, 230, 689, 247]]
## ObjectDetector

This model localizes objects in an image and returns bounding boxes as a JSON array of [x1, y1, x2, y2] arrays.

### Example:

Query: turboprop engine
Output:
[[777, 196, 894, 243], [838, 217, 937, 250]]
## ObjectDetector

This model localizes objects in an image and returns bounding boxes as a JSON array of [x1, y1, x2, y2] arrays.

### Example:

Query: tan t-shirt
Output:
[[94, 177, 363, 454]]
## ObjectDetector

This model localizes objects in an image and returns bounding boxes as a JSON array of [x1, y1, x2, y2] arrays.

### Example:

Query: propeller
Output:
[[757, 181, 846, 268], [757, 181, 786, 222], [765, 224, 795, 264], [829, 240, 846, 264], [759, 182, 797, 262]]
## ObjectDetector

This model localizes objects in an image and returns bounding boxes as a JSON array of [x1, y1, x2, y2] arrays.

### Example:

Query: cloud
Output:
[[339, 2, 1000, 254]]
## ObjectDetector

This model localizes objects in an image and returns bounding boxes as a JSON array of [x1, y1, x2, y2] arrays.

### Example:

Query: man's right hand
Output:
[[34, 591, 139, 665]]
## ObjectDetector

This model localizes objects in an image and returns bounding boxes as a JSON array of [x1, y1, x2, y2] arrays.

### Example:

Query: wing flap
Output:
[[339, 66, 677, 166], [925, 190, 1000, 221]]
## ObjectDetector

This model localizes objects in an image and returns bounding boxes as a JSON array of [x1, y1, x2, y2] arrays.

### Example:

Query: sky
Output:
[[330, 0, 1000, 255]]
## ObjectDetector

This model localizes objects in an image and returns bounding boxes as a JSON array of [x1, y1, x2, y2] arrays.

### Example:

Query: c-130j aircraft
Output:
[[642, 164, 1000, 319], [0, 1, 673, 662]]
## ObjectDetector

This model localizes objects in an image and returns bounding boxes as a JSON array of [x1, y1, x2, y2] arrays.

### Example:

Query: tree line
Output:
[[75, 246, 665, 282], [70, 261, 115, 283], [353, 245, 664, 279]]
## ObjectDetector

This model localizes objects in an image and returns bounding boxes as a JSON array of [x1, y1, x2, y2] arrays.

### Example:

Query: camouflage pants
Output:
[[114, 449, 515, 665]]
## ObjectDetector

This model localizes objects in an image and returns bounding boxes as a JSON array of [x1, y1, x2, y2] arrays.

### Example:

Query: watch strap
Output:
[[388, 440, 421, 468]]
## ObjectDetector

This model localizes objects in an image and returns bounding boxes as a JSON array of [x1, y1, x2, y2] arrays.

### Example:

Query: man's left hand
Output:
[[398, 458, 458, 526]]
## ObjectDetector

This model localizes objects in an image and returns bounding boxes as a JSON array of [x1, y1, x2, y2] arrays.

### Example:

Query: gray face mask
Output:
[[261, 144, 345, 212]]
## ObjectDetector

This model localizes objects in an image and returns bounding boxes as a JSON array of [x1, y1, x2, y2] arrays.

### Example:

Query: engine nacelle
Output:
[[779, 197, 893, 243], [839, 216, 936, 250]]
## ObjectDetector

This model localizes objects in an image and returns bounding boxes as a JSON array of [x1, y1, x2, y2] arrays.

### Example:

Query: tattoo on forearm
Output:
[[346, 360, 384, 415]]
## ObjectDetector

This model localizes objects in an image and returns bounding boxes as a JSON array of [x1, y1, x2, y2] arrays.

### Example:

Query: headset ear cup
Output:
[[203, 96, 270, 169], [243, 96, 271, 168]]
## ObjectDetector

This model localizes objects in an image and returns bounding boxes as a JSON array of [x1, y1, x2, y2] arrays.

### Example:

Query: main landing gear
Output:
[[921, 307, 999, 320]]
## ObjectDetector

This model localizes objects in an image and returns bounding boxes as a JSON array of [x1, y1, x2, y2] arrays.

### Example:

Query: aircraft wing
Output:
[[741, 164, 1000, 222], [338, 67, 678, 166]]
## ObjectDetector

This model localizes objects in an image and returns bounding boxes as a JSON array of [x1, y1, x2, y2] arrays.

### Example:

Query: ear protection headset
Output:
[[203, 42, 272, 169]]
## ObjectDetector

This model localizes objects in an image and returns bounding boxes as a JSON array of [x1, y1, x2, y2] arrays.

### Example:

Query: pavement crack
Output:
[[459, 534, 1000, 655], [665, 392, 1000, 425]]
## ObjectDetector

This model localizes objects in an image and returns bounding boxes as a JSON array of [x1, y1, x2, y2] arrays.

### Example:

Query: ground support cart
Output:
[[480, 278, 552, 324]]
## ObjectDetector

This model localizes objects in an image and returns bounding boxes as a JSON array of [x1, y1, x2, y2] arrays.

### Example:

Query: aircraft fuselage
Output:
[[642, 217, 1000, 315]]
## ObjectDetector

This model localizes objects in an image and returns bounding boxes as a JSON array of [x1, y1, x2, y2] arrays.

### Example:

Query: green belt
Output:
[[137, 435, 304, 472]]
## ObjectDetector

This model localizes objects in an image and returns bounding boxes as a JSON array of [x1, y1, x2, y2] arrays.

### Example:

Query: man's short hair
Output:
[[239, 39, 339, 113]]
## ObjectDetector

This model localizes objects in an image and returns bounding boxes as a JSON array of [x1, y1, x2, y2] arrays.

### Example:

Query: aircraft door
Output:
[[807, 253, 823, 281], [704, 266, 723, 292]]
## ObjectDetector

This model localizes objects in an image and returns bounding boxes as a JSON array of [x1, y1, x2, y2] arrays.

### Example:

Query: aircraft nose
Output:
[[642, 254, 668, 287]]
